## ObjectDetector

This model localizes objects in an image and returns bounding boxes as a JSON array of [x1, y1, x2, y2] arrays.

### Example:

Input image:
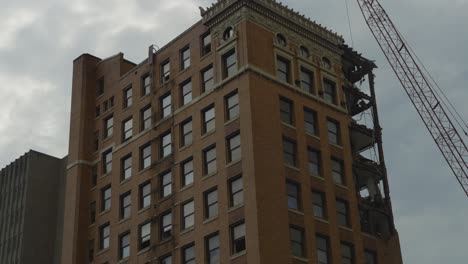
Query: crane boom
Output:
[[356, 0, 468, 196]]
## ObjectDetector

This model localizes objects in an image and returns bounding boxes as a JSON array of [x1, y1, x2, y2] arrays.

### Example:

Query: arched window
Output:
[[277, 34, 287, 46], [322, 57, 332, 69], [300, 46, 309, 58], [223, 27, 234, 41]]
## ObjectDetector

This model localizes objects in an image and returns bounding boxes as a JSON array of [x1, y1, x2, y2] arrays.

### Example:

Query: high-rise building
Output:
[[0, 150, 66, 264], [61, 0, 402, 263]]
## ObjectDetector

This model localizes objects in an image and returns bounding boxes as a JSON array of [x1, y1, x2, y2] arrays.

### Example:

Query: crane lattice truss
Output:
[[356, 0, 468, 195]]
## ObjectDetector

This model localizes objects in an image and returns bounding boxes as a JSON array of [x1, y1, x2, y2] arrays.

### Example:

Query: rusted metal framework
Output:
[[357, 0, 468, 196]]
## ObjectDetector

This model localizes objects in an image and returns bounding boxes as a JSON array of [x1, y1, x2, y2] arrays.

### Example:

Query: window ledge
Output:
[[292, 256, 309, 263], [230, 250, 246, 260], [138, 206, 151, 215], [284, 164, 300, 171], [306, 133, 320, 140], [96, 248, 110, 257], [158, 237, 173, 246], [288, 209, 304, 216], [201, 130, 216, 140], [140, 93, 151, 101], [88, 223, 96, 228], [118, 217, 131, 224], [226, 159, 241, 168], [203, 216, 219, 224], [224, 116, 240, 126], [311, 175, 325, 181], [329, 143, 343, 149], [90, 186, 97, 192], [138, 166, 152, 175], [335, 183, 348, 190], [315, 217, 329, 224], [98, 209, 111, 217], [339, 226, 353, 232], [200, 52, 212, 61], [99, 172, 111, 179], [180, 183, 194, 192], [120, 177, 132, 186], [281, 122, 296, 130], [159, 194, 174, 203], [228, 204, 244, 213], [137, 247, 151, 256], [119, 257, 129, 263], [180, 226, 195, 235], [179, 143, 192, 152], [202, 172, 217, 180]]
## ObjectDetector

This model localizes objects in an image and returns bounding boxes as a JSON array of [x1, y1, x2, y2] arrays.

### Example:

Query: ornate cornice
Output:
[[201, 0, 344, 47]]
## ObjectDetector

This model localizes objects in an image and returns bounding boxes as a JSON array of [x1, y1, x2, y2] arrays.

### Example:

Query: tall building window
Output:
[[312, 191, 326, 219], [277, 33, 287, 46], [181, 79, 192, 106], [104, 115, 113, 138], [139, 181, 151, 209], [119, 232, 130, 259], [341, 243, 354, 264], [300, 46, 310, 58], [307, 148, 321, 176], [277, 56, 291, 83], [139, 221, 151, 250], [203, 145, 217, 175], [97, 78, 104, 96], [140, 143, 151, 170], [201, 32, 211, 55], [222, 49, 237, 79], [202, 105, 216, 134], [204, 188, 218, 219], [229, 176, 243, 207], [323, 79, 337, 104], [96, 106, 100, 117], [94, 130, 99, 151], [227, 132, 241, 163], [101, 185, 111, 211], [122, 117, 133, 142], [124, 86, 132, 108], [160, 211, 172, 240], [300, 67, 314, 93], [223, 26, 234, 40], [336, 199, 350, 227], [327, 119, 341, 145], [103, 148, 112, 174], [160, 255, 172, 264], [331, 158, 344, 185], [160, 171, 172, 198], [120, 192, 131, 219], [88, 239, 94, 262], [364, 250, 377, 264], [181, 46, 191, 70], [181, 118, 193, 147], [142, 74, 151, 96], [90, 201, 96, 224], [202, 65, 214, 92], [99, 223, 110, 250], [206, 233, 220, 264], [161, 60, 170, 83], [316, 235, 329, 264], [290, 226, 305, 257], [160, 132, 172, 158], [141, 106, 152, 131], [91, 165, 98, 187], [304, 108, 318, 136], [121, 154, 132, 181], [161, 93, 172, 118], [182, 200, 195, 230], [231, 221, 246, 255], [280, 97, 293, 125], [181, 158, 194, 186], [287, 181, 301, 210], [225, 91, 239, 121], [182, 244, 195, 264], [283, 138, 297, 167]]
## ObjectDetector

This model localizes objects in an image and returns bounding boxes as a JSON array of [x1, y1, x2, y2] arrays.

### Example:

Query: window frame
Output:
[[341, 242, 355, 264], [180, 46, 191, 70], [160, 211, 173, 240], [286, 181, 301, 211], [142, 74, 151, 96], [181, 118, 193, 147], [203, 145, 217, 176], [316, 234, 330, 264], [304, 107, 318, 136], [327, 118, 341, 145], [312, 191, 326, 219], [119, 231, 130, 260], [140, 143, 151, 170], [283, 138, 297, 167], [140, 105, 152, 131], [102, 148, 113, 174], [121, 154, 132, 181], [331, 158, 345, 185], [182, 200, 195, 230], [160, 170, 172, 198], [229, 176, 243, 207], [123, 86, 133, 108], [222, 48, 237, 79], [230, 221, 246, 255], [201, 64, 214, 92], [99, 223, 110, 250], [336, 199, 350, 227], [225, 90, 239, 121], [300, 66, 315, 94], [307, 148, 321, 177], [160, 131, 172, 158], [206, 232, 220, 264], [138, 221, 151, 250], [204, 188, 218, 219], [161, 60, 170, 83], [101, 185, 111, 211], [181, 158, 194, 187], [122, 117, 133, 142], [180, 78, 192, 106], [276, 55, 291, 83], [139, 181, 151, 209], [104, 115, 114, 138], [280, 97, 294, 125], [120, 191, 131, 220], [227, 132, 241, 163], [201, 32, 212, 56], [323, 79, 337, 105], [290, 226, 305, 257], [182, 243, 195, 264], [160, 93, 172, 119], [202, 105, 216, 134]]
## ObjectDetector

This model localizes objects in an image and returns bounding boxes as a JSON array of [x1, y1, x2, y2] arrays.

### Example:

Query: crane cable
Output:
[[397, 30, 468, 137], [344, 0, 355, 47]]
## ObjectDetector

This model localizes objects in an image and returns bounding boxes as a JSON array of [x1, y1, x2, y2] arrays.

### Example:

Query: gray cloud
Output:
[[0, 0, 466, 263]]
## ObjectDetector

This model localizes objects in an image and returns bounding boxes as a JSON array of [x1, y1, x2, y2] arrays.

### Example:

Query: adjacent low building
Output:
[[0, 150, 66, 264]]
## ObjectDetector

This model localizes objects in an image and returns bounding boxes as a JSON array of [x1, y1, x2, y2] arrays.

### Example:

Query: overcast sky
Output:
[[0, 0, 467, 262]]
